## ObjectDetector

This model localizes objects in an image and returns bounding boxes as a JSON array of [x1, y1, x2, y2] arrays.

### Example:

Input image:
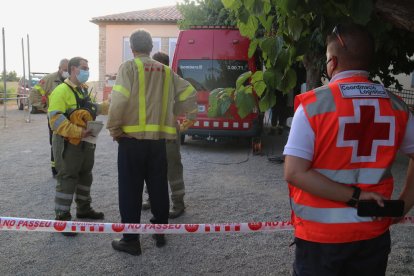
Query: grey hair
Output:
[[130, 29, 153, 54], [59, 58, 69, 67]]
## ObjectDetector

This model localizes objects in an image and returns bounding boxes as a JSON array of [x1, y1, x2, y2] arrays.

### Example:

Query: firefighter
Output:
[[107, 29, 197, 255], [284, 24, 414, 275], [48, 57, 108, 236], [29, 58, 69, 177], [141, 51, 188, 219]]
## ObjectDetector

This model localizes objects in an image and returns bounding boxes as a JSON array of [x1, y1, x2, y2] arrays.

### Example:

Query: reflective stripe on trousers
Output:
[[52, 134, 95, 213]]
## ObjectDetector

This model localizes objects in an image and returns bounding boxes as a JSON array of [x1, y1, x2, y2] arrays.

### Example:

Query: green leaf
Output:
[[261, 37, 283, 65], [253, 81, 266, 97], [349, 0, 373, 25], [248, 39, 258, 58], [219, 95, 232, 116], [278, 68, 297, 92], [278, 0, 298, 15], [236, 71, 252, 90], [243, 0, 255, 10], [251, 70, 263, 83], [275, 48, 290, 71], [287, 17, 303, 41], [222, 0, 241, 10], [258, 15, 274, 33], [258, 90, 276, 112], [329, 1, 350, 16], [207, 88, 223, 117], [235, 88, 256, 119], [263, 0, 271, 14], [252, 0, 264, 15], [245, 85, 253, 94], [238, 15, 259, 38], [263, 68, 283, 90]]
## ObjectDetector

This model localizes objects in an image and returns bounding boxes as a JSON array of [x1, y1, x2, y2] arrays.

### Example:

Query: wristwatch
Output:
[[346, 186, 361, 207]]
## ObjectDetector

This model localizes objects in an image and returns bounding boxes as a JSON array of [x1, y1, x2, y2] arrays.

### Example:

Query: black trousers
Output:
[[48, 117, 56, 173], [293, 230, 391, 276], [117, 138, 169, 241]]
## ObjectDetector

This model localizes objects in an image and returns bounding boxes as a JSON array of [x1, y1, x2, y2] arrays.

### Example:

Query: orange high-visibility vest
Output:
[[290, 76, 410, 243]]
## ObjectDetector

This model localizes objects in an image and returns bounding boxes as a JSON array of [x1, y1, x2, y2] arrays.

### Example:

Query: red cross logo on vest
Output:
[[337, 99, 395, 163]]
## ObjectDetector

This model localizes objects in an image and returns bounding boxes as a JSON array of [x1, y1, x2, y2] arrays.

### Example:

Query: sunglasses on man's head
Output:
[[332, 25, 347, 49]]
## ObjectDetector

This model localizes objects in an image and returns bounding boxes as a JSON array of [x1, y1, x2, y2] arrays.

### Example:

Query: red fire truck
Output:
[[171, 26, 262, 144]]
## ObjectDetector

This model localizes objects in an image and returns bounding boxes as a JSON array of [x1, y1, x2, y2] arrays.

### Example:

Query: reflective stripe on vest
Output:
[[315, 167, 392, 185], [112, 85, 130, 98], [304, 86, 336, 117], [291, 201, 372, 224], [121, 58, 176, 135], [34, 84, 46, 96], [290, 77, 407, 242]]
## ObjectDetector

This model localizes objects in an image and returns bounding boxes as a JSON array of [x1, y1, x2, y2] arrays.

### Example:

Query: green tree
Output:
[[177, 0, 237, 29], [214, 0, 414, 117], [0, 70, 19, 82]]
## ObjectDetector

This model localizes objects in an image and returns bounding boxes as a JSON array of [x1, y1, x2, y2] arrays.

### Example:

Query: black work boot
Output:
[[76, 209, 104, 220], [169, 207, 185, 219], [55, 212, 77, 237], [112, 239, 141, 256], [169, 203, 185, 219], [152, 234, 166, 248]]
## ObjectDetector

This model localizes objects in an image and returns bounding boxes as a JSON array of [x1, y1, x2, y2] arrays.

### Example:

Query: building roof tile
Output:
[[91, 6, 181, 24]]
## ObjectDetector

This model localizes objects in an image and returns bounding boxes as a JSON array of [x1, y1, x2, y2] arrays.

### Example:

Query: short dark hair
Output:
[[327, 24, 374, 70], [68, 57, 88, 74], [152, 51, 169, 66], [130, 29, 153, 54]]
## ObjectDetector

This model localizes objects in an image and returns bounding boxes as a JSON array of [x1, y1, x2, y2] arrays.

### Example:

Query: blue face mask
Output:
[[76, 69, 89, 83]]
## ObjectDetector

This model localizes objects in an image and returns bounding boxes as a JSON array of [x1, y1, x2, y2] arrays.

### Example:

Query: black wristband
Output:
[[346, 186, 361, 207]]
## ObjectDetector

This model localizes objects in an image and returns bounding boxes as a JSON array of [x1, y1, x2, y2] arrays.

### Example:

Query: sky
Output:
[[0, 0, 180, 81]]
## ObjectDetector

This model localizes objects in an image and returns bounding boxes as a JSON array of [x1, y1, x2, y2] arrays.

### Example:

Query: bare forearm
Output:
[[398, 156, 414, 215], [284, 155, 386, 205], [285, 162, 354, 202]]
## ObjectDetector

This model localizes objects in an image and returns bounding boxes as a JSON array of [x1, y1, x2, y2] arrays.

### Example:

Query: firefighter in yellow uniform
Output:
[[48, 57, 108, 236], [107, 29, 197, 255], [29, 58, 69, 177]]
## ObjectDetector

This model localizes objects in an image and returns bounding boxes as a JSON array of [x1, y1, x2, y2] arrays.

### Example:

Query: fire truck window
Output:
[[178, 60, 249, 92]]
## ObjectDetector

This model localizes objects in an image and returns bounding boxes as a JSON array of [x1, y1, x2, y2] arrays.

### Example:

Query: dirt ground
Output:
[[0, 104, 413, 275]]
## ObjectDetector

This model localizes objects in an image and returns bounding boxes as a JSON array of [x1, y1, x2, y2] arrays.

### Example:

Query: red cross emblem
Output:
[[337, 99, 395, 163]]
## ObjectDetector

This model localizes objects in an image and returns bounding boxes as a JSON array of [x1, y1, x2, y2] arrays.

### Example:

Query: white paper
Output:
[[81, 121, 104, 144]]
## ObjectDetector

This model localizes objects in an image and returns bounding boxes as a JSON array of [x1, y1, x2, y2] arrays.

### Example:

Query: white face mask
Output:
[[61, 71, 69, 79]]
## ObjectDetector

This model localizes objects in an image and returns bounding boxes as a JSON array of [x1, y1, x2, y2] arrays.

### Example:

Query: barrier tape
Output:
[[0, 216, 413, 234]]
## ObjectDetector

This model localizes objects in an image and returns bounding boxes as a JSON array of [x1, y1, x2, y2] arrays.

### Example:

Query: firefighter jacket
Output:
[[30, 72, 64, 106], [290, 75, 410, 243], [107, 55, 197, 140], [48, 79, 104, 142]]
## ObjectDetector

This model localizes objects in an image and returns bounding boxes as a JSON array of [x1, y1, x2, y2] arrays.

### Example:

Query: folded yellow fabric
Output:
[[68, 109, 93, 145]]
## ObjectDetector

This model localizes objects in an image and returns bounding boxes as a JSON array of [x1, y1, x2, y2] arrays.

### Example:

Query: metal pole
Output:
[[17, 37, 27, 120], [21, 37, 26, 112], [2, 27, 7, 128], [26, 34, 31, 123]]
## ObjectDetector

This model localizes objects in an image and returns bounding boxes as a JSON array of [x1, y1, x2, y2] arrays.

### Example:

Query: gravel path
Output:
[[0, 106, 413, 275]]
